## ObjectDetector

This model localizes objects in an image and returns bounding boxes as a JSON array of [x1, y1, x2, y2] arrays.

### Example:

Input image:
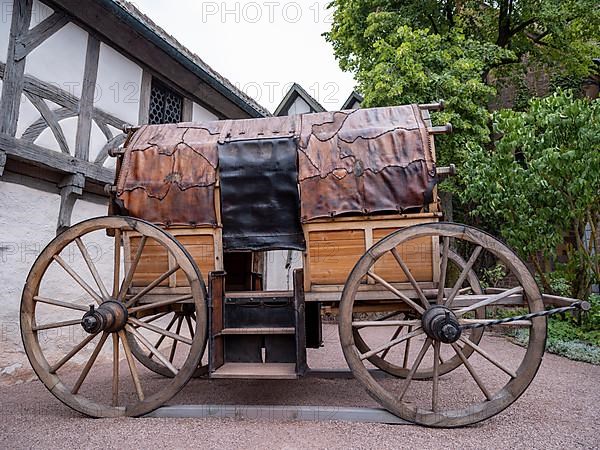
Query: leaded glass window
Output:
[[149, 80, 183, 124]]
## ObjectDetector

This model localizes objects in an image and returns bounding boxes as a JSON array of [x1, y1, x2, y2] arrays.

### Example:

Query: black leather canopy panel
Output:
[[219, 137, 306, 251]]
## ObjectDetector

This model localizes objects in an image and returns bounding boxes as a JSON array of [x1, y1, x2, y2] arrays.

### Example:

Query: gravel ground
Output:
[[1, 324, 599, 449]]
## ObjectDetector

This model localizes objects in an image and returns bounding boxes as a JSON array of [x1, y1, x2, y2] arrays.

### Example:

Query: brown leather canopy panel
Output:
[[116, 123, 222, 226], [116, 104, 436, 227], [297, 105, 435, 221]]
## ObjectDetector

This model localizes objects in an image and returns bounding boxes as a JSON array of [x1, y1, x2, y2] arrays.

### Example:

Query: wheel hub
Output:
[[422, 305, 461, 343], [81, 300, 128, 334]]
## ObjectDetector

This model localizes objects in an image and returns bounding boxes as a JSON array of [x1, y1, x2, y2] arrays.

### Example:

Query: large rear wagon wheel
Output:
[[352, 249, 485, 379], [339, 223, 546, 427], [21, 217, 207, 418]]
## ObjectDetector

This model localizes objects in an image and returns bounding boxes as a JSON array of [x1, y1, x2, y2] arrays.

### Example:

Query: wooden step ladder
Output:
[[208, 271, 307, 379]]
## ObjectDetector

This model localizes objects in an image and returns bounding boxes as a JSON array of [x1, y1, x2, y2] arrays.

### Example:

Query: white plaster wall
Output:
[[0, 1, 12, 63], [95, 43, 143, 126], [25, 22, 88, 99], [35, 116, 79, 154], [0, 175, 113, 382], [88, 121, 108, 162], [34, 126, 61, 153], [192, 102, 218, 122], [30, 0, 54, 29], [15, 93, 41, 138], [265, 250, 303, 291], [287, 97, 311, 115]]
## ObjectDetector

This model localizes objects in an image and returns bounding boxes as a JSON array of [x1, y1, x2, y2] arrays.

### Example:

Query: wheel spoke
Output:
[[403, 326, 413, 368], [118, 236, 147, 302], [458, 336, 517, 378], [352, 319, 420, 329], [169, 316, 185, 363], [125, 265, 180, 308], [50, 333, 98, 373], [75, 237, 110, 301], [451, 343, 493, 401], [128, 294, 193, 314], [437, 237, 450, 304], [113, 229, 121, 298], [149, 313, 179, 359], [185, 315, 195, 339], [381, 325, 404, 359], [126, 325, 178, 376], [366, 271, 425, 315], [391, 248, 430, 309], [33, 296, 88, 312], [129, 316, 192, 345], [359, 327, 423, 361], [33, 319, 81, 331], [72, 332, 109, 394], [53, 255, 103, 305], [112, 333, 119, 407], [398, 338, 432, 402], [455, 286, 523, 316], [432, 341, 440, 412], [444, 245, 482, 308], [141, 311, 170, 325], [118, 330, 144, 401]]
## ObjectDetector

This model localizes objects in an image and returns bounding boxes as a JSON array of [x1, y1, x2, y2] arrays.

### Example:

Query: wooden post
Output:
[[294, 268, 308, 375], [208, 271, 226, 373], [182, 98, 193, 122], [138, 70, 152, 125], [75, 35, 100, 161], [0, 0, 33, 137], [57, 173, 85, 234]]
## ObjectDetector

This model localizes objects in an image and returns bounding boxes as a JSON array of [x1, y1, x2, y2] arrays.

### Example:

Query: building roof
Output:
[[341, 91, 364, 110], [108, 0, 271, 117], [274, 83, 326, 116]]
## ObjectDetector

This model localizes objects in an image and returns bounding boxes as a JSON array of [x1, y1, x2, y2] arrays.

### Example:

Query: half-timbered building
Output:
[[0, 0, 268, 375]]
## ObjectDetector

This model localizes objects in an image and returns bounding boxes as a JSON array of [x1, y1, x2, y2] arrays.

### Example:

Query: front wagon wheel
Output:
[[339, 223, 546, 427], [20, 217, 207, 418]]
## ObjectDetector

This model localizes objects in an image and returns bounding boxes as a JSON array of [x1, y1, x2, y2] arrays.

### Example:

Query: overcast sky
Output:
[[134, 0, 357, 113]]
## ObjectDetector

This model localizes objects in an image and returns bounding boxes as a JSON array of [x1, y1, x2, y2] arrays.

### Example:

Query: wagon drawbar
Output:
[[20, 102, 589, 426]]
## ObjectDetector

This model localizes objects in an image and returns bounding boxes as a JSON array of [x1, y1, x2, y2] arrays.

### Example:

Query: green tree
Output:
[[326, 1, 600, 296], [325, 0, 600, 167], [463, 91, 599, 299]]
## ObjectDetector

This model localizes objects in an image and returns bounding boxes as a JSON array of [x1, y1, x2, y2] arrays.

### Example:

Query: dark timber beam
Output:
[[14, 11, 69, 61], [75, 35, 100, 161], [57, 172, 85, 234], [24, 91, 70, 154], [0, 135, 114, 185], [138, 70, 152, 125], [0, 0, 33, 137]]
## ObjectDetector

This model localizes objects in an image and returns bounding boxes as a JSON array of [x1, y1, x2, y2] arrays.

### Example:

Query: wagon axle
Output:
[[422, 305, 462, 344], [81, 301, 128, 334]]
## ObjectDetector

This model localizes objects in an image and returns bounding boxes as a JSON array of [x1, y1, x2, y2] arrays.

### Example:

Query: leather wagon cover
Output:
[[297, 105, 436, 221], [219, 137, 305, 251], [116, 105, 436, 229], [116, 123, 221, 227]]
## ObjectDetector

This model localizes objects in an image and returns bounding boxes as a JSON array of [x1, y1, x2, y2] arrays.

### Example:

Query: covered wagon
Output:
[[20, 103, 587, 426]]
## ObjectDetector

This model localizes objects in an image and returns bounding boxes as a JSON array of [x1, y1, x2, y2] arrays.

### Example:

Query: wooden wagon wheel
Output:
[[352, 249, 485, 379], [20, 216, 207, 418], [125, 307, 208, 379], [339, 222, 546, 427]]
